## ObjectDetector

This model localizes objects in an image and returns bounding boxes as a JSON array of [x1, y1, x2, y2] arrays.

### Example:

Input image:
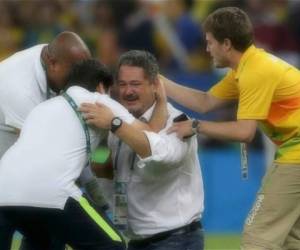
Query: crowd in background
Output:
[[1, 0, 300, 151], [1, 0, 300, 71]]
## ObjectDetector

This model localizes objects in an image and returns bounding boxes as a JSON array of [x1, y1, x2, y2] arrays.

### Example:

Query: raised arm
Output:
[[80, 102, 152, 158], [146, 77, 168, 132], [161, 75, 228, 113]]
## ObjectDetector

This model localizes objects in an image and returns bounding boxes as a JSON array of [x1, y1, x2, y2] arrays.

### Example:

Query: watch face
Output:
[[113, 118, 122, 126], [111, 117, 123, 133]]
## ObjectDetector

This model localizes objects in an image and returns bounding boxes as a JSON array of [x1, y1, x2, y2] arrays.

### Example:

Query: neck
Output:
[[228, 50, 243, 70], [134, 101, 156, 119]]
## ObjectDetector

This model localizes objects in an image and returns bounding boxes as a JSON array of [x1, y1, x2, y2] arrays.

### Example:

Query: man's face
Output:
[[206, 32, 230, 68], [47, 51, 90, 93], [117, 65, 156, 118], [47, 61, 72, 92]]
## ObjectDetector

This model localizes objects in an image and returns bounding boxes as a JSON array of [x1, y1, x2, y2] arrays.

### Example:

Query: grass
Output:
[[11, 233, 241, 250], [205, 234, 241, 250]]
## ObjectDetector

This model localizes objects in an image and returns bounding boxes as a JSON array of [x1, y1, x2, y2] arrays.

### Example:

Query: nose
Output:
[[123, 85, 135, 96]]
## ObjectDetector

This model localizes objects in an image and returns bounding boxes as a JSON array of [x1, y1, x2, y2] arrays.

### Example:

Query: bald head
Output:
[[48, 31, 91, 63], [43, 31, 91, 92]]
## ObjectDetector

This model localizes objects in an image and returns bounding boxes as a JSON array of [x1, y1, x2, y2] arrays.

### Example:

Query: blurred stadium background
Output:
[[1, 0, 300, 249]]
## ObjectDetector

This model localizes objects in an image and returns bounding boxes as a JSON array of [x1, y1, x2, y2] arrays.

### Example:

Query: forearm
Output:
[[197, 120, 256, 143], [162, 75, 210, 113], [115, 122, 151, 158], [148, 99, 168, 132]]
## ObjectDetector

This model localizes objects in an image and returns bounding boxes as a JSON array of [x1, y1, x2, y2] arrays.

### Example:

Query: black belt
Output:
[[129, 220, 202, 248]]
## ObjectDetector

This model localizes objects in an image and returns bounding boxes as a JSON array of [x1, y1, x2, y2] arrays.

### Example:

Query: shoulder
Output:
[[65, 86, 98, 106], [164, 103, 190, 130], [0, 44, 45, 82], [166, 103, 186, 120]]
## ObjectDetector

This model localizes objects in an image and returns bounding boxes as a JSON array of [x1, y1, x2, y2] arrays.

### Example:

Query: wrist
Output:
[[110, 117, 123, 133]]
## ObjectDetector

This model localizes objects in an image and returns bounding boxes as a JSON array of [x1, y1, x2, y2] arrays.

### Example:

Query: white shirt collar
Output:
[[139, 102, 156, 122]]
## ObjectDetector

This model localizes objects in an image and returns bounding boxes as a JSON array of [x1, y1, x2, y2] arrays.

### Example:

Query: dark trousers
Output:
[[0, 212, 14, 250], [128, 221, 204, 250], [0, 196, 125, 250]]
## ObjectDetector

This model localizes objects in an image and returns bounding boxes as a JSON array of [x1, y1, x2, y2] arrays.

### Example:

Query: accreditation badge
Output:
[[113, 181, 128, 231]]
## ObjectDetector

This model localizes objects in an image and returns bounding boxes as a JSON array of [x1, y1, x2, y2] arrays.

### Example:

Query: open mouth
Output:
[[124, 96, 139, 104], [125, 99, 138, 106]]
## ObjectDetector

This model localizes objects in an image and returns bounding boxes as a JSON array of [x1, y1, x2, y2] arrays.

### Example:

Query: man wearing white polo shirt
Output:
[[0, 60, 128, 250]]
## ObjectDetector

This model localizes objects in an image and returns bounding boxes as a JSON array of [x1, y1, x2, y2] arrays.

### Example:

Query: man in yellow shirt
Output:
[[164, 6, 300, 250]]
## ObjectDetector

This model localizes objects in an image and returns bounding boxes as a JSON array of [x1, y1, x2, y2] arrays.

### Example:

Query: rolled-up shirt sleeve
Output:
[[136, 130, 190, 169]]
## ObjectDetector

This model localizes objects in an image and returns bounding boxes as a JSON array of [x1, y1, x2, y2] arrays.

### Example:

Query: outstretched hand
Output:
[[80, 102, 114, 129], [167, 120, 194, 140]]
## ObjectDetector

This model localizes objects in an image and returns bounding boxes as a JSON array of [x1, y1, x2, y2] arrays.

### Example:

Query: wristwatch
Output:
[[111, 117, 123, 133], [191, 119, 199, 135]]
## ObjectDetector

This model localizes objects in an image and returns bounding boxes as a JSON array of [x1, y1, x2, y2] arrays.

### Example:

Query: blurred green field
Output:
[[11, 233, 241, 250], [205, 234, 240, 250]]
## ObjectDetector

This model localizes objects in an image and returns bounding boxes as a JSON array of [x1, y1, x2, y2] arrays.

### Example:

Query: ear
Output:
[[44, 49, 56, 68], [96, 82, 105, 94], [223, 38, 232, 51]]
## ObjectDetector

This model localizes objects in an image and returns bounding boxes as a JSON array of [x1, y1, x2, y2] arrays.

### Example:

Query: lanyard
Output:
[[240, 142, 248, 179], [114, 140, 123, 170], [62, 92, 91, 165], [114, 139, 136, 171]]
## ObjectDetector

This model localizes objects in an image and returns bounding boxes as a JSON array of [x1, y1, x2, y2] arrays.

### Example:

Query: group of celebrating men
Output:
[[1, 6, 300, 250]]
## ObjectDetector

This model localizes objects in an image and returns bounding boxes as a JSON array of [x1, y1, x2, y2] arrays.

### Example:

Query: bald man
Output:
[[0, 31, 93, 250]]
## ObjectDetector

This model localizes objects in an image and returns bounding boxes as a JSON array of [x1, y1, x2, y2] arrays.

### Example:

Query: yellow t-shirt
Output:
[[209, 45, 300, 164]]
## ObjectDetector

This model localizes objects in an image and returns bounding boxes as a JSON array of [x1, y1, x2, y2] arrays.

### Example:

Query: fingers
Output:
[[167, 126, 185, 140], [79, 103, 96, 113], [85, 117, 96, 125], [79, 102, 105, 113], [82, 111, 94, 120], [79, 101, 113, 129], [95, 102, 105, 108], [80, 103, 95, 108], [167, 125, 177, 134]]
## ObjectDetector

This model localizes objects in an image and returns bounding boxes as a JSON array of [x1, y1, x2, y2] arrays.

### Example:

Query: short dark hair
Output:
[[116, 50, 159, 82], [66, 59, 113, 92], [203, 7, 253, 52]]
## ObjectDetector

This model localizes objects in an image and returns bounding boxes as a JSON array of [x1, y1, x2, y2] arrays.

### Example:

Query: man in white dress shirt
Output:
[[80, 50, 205, 250]]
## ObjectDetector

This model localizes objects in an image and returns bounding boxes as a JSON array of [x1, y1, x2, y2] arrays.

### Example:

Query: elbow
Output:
[[137, 144, 152, 159], [193, 105, 210, 114], [241, 130, 255, 143]]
